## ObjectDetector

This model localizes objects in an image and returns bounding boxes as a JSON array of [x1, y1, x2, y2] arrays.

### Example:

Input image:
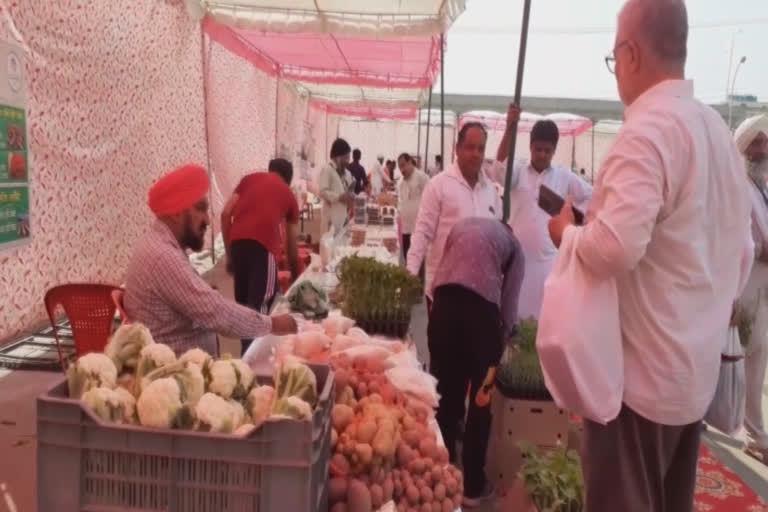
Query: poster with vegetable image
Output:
[[0, 38, 30, 250]]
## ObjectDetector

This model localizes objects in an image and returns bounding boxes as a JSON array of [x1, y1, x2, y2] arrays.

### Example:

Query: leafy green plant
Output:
[[336, 256, 423, 336], [495, 318, 551, 400], [738, 311, 753, 348], [518, 441, 584, 512]]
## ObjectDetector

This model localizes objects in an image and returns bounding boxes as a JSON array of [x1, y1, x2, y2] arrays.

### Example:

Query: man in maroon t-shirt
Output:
[[221, 158, 300, 355]]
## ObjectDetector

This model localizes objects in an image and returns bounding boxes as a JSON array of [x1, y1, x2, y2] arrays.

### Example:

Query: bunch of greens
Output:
[[287, 280, 329, 319], [336, 256, 423, 336], [495, 318, 551, 400], [519, 441, 584, 512], [738, 310, 754, 348]]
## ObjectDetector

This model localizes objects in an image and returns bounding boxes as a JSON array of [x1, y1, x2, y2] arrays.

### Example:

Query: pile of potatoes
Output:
[[328, 355, 463, 512]]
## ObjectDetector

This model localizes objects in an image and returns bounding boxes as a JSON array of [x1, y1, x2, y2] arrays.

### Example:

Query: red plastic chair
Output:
[[111, 288, 131, 325], [44, 284, 122, 370]]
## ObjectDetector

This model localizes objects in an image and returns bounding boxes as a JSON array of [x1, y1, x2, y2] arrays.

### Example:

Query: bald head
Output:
[[619, 0, 688, 70]]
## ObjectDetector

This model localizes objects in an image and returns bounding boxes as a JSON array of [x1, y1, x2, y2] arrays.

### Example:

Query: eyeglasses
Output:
[[605, 40, 629, 74]]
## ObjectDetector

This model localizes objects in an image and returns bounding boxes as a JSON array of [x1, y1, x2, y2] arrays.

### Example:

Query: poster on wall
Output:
[[0, 39, 29, 250]]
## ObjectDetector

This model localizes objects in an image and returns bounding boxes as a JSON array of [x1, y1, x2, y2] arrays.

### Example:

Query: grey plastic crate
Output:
[[37, 363, 334, 512]]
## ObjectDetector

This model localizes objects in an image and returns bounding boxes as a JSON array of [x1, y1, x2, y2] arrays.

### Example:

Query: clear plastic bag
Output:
[[705, 327, 746, 436]]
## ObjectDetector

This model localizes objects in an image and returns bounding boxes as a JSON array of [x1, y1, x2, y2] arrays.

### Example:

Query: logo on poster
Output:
[[7, 51, 22, 93]]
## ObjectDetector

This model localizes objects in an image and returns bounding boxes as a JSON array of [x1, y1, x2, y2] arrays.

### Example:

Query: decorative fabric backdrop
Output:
[[0, 0, 339, 342]]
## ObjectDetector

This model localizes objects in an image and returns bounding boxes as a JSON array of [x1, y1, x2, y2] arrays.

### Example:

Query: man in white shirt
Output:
[[369, 154, 391, 197], [406, 123, 502, 307], [397, 152, 429, 264], [428, 154, 443, 177], [734, 114, 768, 460], [317, 138, 355, 235], [547, 1, 753, 510], [492, 108, 592, 319]]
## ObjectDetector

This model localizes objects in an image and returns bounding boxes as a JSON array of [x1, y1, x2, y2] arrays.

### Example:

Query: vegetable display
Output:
[[519, 441, 584, 512], [336, 256, 423, 338], [287, 280, 330, 319], [495, 318, 552, 400], [69, 322, 318, 437]]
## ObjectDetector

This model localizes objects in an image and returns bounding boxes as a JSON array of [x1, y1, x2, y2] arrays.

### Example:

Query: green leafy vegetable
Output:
[[287, 280, 329, 319], [519, 441, 584, 512]]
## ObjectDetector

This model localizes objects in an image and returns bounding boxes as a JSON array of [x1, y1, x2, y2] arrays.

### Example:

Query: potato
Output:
[[431, 466, 443, 483], [393, 479, 404, 499], [401, 429, 421, 449], [358, 474, 371, 487], [423, 471, 433, 487], [332, 429, 339, 448], [420, 486, 433, 504], [431, 502, 442, 512], [408, 458, 426, 475], [397, 442, 414, 467], [418, 439, 437, 460], [329, 477, 349, 503], [452, 495, 461, 509], [355, 443, 373, 465], [332, 404, 355, 432], [444, 476, 458, 497], [406, 484, 420, 505], [442, 498, 453, 512], [347, 479, 372, 512], [370, 483, 384, 508], [330, 453, 351, 477], [357, 381, 369, 398], [396, 503, 407, 512], [433, 483, 446, 501], [335, 368, 351, 390], [357, 420, 377, 444], [419, 504, 431, 512], [383, 477, 394, 501]]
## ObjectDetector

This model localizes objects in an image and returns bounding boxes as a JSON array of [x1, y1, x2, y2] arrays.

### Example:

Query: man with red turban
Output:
[[124, 164, 297, 356]]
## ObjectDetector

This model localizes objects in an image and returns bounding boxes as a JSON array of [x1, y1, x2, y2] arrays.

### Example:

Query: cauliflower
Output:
[[81, 386, 123, 422], [195, 393, 244, 433], [207, 358, 254, 400], [67, 353, 118, 399], [229, 399, 247, 428], [245, 385, 276, 428], [274, 359, 317, 406], [271, 396, 312, 421], [136, 377, 195, 429], [180, 347, 213, 369], [104, 323, 154, 374], [139, 361, 205, 406], [114, 386, 137, 423], [135, 343, 176, 383]]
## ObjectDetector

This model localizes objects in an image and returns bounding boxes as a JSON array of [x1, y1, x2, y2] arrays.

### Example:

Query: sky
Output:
[[437, 0, 768, 103]]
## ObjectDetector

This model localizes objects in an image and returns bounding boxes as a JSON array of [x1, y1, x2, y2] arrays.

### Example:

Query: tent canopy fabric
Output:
[[460, 110, 594, 137], [204, 18, 441, 88], [186, 0, 467, 37]]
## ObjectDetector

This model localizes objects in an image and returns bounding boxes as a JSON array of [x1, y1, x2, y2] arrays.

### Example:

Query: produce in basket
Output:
[[67, 352, 118, 399], [245, 385, 276, 427], [195, 392, 247, 433], [136, 377, 195, 429], [271, 395, 313, 420], [274, 358, 318, 406], [104, 323, 155, 374], [134, 343, 177, 393], [81, 387, 125, 423], [138, 361, 205, 405], [179, 347, 213, 368], [287, 280, 330, 319], [206, 357, 255, 400]]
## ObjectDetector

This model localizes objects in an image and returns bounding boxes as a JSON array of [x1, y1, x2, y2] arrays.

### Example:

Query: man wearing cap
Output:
[[124, 164, 298, 356], [734, 114, 768, 460], [317, 138, 355, 235], [369, 154, 391, 197]]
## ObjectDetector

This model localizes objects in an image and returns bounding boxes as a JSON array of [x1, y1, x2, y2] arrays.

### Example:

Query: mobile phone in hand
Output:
[[538, 184, 585, 225]]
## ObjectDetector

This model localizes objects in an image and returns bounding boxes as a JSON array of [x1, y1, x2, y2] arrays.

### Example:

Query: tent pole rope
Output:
[[502, 0, 532, 224], [424, 89, 432, 169], [200, 29, 216, 264], [440, 33, 445, 170]]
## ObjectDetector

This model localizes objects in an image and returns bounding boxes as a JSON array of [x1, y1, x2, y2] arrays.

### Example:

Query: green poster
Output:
[[0, 106, 26, 152], [0, 149, 28, 182], [0, 186, 30, 244]]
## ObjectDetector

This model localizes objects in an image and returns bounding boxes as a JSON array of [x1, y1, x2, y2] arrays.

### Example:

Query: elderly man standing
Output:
[[125, 164, 298, 356], [406, 123, 502, 307], [546, 1, 753, 510], [317, 138, 355, 235], [735, 114, 768, 460]]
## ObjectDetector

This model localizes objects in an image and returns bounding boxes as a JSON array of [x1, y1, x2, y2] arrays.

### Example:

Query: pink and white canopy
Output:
[[460, 110, 594, 137], [186, 0, 466, 37], [192, 0, 466, 119]]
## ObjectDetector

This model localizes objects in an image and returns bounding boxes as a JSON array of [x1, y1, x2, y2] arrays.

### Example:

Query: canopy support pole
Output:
[[274, 78, 280, 157], [200, 30, 216, 264], [440, 33, 445, 171], [502, 0, 532, 224], [416, 112, 422, 157], [571, 134, 576, 170], [591, 121, 596, 183], [424, 89, 433, 169]]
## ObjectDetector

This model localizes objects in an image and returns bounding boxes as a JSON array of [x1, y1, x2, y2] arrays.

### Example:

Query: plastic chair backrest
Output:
[[111, 288, 131, 325], [44, 284, 122, 367]]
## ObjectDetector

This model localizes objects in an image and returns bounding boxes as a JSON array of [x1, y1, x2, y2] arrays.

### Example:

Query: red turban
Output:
[[148, 164, 209, 216]]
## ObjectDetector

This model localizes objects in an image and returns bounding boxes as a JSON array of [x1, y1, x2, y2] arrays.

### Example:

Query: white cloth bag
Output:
[[536, 225, 623, 424], [704, 327, 745, 436]]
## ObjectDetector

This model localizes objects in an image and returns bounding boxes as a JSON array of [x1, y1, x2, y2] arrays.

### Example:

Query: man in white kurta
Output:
[[490, 105, 592, 319], [369, 154, 391, 197], [406, 123, 502, 303], [735, 114, 768, 458]]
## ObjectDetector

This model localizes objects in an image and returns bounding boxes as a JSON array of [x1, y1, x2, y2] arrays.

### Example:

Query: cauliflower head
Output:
[[81, 386, 124, 423], [67, 353, 118, 399], [275, 359, 317, 406], [271, 396, 312, 421], [245, 385, 276, 428], [105, 323, 154, 374], [139, 361, 205, 406], [114, 386, 137, 424], [195, 393, 243, 433], [206, 358, 254, 400], [136, 377, 194, 429], [179, 347, 213, 369]]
